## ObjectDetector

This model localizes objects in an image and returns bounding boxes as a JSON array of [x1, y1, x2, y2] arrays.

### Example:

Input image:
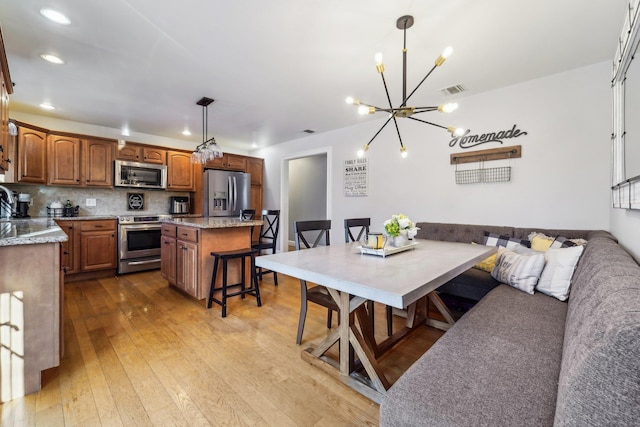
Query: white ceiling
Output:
[[0, 1, 628, 151]]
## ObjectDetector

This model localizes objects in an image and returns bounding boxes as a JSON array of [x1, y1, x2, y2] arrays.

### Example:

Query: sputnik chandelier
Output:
[[346, 15, 465, 158], [190, 96, 223, 164]]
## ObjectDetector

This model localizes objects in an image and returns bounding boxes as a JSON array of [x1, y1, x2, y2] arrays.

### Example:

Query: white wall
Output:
[[611, 209, 640, 261], [254, 62, 612, 248]]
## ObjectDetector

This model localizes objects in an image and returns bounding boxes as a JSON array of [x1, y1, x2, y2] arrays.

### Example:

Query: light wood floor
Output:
[[0, 270, 445, 426]]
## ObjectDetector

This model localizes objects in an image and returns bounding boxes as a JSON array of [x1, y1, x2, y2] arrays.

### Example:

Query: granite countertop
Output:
[[0, 218, 68, 246], [163, 217, 263, 229]]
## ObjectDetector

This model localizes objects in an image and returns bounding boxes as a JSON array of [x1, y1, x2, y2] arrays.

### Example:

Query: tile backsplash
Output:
[[3, 184, 191, 217]]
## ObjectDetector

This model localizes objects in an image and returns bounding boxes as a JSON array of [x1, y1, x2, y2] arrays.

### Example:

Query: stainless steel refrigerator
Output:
[[203, 169, 251, 217]]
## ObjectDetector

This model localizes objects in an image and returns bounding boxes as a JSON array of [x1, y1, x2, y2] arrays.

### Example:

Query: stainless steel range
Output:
[[118, 214, 171, 274]]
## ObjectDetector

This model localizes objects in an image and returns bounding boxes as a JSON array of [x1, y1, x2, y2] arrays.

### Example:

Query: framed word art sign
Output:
[[344, 158, 368, 196]]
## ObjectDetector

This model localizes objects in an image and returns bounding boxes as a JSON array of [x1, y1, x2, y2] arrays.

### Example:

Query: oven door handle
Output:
[[119, 224, 161, 231], [126, 258, 161, 266]]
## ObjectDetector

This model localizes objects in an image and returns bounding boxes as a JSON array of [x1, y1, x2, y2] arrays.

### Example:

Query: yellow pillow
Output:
[[472, 242, 498, 272], [530, 234, 554, 252]]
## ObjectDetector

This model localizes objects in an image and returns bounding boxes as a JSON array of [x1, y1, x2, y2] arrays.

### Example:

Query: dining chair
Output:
[[252, 209, 280, 285], [240, 209, 256, 221], [344, 218, 394, 336], [294, 219, 337, 345], [344, 217, 370, 244]]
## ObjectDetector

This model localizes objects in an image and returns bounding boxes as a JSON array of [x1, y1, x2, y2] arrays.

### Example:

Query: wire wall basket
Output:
[[455, 166, 511, 184]]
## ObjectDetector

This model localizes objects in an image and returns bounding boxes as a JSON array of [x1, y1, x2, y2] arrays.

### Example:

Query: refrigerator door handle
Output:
[[228, 176, 233, 212], [233, 176, 238, 211]]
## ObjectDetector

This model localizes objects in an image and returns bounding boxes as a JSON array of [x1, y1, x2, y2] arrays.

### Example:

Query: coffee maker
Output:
[[169, 196, 189, 214], [15, 193, 32, 218]]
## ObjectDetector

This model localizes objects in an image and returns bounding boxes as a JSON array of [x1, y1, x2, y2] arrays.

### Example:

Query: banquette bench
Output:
[[380, 222, 640, 426]]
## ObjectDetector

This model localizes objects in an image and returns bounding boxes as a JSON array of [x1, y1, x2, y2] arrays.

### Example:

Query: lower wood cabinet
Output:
[[161, 224, 199, 298], [177, 238, 199, 297], [56, 219, 117, 281], [161, 235, 177, 285]]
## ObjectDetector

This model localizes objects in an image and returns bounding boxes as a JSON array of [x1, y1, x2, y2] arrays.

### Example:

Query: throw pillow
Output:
[[491, 248, 546, 294], [471, 242, 497, 272], [549, 236, 588, 249], [482, 231, 531, 249], [536, 246, 585, 301], [528, 232, 555, 252]]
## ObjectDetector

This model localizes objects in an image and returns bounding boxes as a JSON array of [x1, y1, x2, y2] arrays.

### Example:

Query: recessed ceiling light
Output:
[[182, 129, 191, 136], [39, 9, 71, 25], [39, 103, 55, 110], [251, 143, 258, 148], [121, 127, 130, 137], [40, 54, 65, 64]]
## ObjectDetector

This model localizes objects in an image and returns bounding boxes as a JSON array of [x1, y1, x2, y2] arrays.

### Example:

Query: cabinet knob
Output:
[[63, 251, 69, 255]]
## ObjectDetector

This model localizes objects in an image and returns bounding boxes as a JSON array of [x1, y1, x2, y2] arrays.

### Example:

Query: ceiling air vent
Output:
[[301, 129, 315, 134], [440, 84, 466, 96]]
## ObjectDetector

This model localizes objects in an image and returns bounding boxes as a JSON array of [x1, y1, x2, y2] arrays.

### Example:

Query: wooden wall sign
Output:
[[450, 145, 522, 165]]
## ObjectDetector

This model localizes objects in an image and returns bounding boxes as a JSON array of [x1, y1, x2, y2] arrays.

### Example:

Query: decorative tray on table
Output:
[[358, 241, 419, 258]]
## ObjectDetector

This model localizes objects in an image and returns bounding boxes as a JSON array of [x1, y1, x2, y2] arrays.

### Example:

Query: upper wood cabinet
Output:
[[142, 147, 166, 164], [115, 144, 140, 161], [17, 124, 47, 184], [167, 150, 195, 191], [83, 139, 114, 187], [48, 134, 114, 187], [246, 157, 263, 186], [0, 28, 12, 173], [205, 153, 246, 171], [115, 143, 166, 164], [48, 135, 81, 185]]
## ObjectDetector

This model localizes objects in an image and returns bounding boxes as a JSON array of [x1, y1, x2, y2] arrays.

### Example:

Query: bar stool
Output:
[[207, 248, 262, 317]]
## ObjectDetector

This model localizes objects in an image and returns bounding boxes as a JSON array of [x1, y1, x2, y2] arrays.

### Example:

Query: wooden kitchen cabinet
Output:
[[83, 138, 114, 187], [246, 157, 263, 185], [56, 219, 117, 281], [17, 123, 47, 183], [177, 238, 199, 297], [0, 30, 12, 173], [162, 224, 200, 298], [205, 153, 247, 171], [142, 147, 166, 164], [167, 150, 195, 191], [161, 224, 177, 284], [250, 185, 263, 241], [48, 135, 81, 185], [116, 143, 166, 164], [48, 135, 114, 187], [57, 220, 79, 274], [161, 235, 177, 284], [80, 220, 117, 271]]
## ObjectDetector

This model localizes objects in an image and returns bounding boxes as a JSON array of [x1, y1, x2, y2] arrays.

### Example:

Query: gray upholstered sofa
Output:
[[379, 222, 640, 426]]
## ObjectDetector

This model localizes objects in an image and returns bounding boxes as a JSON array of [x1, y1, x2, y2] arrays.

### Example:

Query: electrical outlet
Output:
[[86, 198, 97, 207]]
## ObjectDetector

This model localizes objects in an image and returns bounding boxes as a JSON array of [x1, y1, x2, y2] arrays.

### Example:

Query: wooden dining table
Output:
[[255, 239, 497, 402]]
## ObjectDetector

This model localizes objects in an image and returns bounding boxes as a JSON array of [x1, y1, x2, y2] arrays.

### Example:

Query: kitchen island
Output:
[[160, 217, 262, 301], [0, 218, 67, 401]]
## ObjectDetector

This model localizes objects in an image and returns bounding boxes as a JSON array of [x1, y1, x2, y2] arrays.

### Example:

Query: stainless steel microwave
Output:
[[114, 160, 167, 189]]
